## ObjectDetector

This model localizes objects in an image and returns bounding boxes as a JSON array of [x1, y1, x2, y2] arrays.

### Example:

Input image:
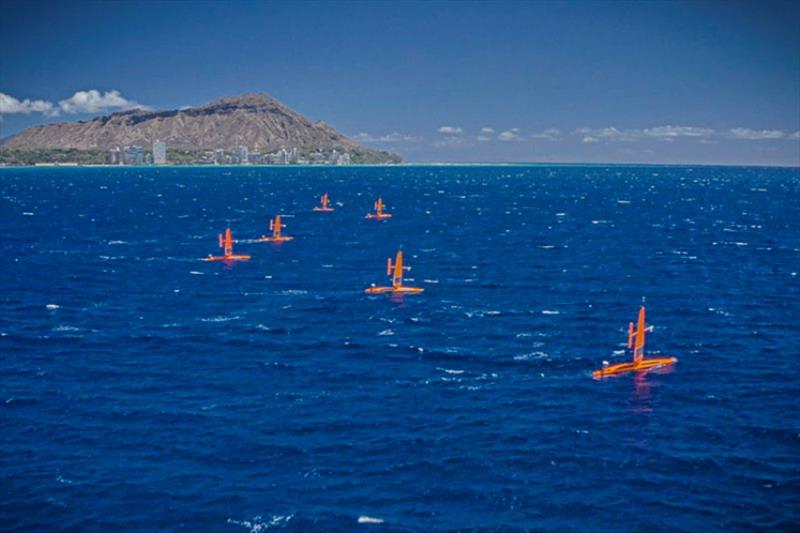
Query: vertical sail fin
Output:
[[393, 251, 404, 287], [634, 306, 646, 361]]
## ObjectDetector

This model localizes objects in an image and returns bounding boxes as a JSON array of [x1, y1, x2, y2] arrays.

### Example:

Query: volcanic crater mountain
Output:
[[2, 93, 399, 163]]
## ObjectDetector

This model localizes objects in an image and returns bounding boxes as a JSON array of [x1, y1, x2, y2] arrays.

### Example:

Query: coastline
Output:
[[1, 161, 798, 170]]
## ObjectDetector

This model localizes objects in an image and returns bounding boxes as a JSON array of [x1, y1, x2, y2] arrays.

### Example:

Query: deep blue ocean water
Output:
[[1, 164, 798, 531]]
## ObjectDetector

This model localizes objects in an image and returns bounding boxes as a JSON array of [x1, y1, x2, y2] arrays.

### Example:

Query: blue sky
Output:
[[1, 0, 798, 165]]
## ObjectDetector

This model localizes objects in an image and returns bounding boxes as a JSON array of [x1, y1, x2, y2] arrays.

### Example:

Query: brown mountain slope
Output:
[[2, 93, 398, 162]]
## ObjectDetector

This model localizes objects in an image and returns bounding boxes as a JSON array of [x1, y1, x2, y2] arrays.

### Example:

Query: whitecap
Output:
[[358, 516, 384, 524], [199, 315, 241, 323], [53, 325, 79, 332], [228, 515, 293, 532], [108, 240, 127, 245], [189, 271, 203, 275], [514, 351, 548, 361], [22, 212, 34, 216], [423, 279, 439, 284], [437, 367, 464, 374], [542, 310, 560, 315], [378, 329, 394, 336], [46, 304, 60, 310]]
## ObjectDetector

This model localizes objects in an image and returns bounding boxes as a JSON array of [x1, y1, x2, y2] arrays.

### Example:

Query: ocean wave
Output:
[[199, 315, 241, 322], [52, 325, 80, 332], [358, 516, 384, 524], [227, 515, 293, 532]]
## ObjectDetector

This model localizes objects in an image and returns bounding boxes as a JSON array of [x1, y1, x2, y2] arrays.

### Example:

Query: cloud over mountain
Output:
[[58, 90, 145, 114], [0, 89, 143, 119]]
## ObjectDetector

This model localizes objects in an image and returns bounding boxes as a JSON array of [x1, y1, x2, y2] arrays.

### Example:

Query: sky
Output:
[[1, 0, 799, 165]]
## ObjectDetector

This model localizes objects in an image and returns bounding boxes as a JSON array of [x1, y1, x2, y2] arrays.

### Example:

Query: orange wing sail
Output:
[[270, 215, 282, 238], [392, 250, 404, 287], [222, 228, 233, 256]]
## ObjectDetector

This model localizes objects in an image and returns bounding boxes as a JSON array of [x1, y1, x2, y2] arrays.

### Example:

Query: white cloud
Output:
[[0, 92, 57, 116], [574, 126, 638, 141], [582, 136, 598, 144], [498, 128, 522, 142], [353, 131, 421, 143], [437, 125, 463, 134], [576, 125, 791, 143], [576, 125, 713, 142], [531, 128, 561, 141], [728, 128, 785, 140], [0, 89, 149, 119], [58, 90, 144, 114], [480, 127, 495, 134], [644, 125, 714, 139], [433, 136, 465, 148], [789, 131, 800, 140]]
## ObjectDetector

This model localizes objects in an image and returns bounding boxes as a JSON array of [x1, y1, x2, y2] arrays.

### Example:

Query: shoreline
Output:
[[0, 161, 798, 170]]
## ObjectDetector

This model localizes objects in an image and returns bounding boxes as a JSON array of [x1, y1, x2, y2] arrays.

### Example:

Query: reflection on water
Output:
[[630, 372, 652, 413]]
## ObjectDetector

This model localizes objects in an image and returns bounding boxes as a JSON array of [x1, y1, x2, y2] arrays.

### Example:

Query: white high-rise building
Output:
[[234, 145, 249, 165], [153, 140, 167, 165]]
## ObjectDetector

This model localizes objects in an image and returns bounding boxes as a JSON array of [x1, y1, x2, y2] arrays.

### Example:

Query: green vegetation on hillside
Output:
[[0, 148, 107, 166]]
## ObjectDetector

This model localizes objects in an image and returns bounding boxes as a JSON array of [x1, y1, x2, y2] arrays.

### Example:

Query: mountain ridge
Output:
[[2, 93, 399, 163]]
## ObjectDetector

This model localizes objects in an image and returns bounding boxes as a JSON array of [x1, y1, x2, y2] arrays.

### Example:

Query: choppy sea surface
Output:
[[1, 165, 799, 531]]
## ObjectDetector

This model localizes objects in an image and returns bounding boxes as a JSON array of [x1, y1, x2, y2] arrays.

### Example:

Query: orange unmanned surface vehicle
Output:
[[365, 250, 424, 295], [365, 197, 392, 219], [256, 215, 294, 243], [592, 305, 677, 379], [203, 228, 251, 262], [312, 193, 334, 212]]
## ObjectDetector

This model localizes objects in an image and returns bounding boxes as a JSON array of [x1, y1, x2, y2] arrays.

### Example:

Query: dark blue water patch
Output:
[[1, 164, 799, 531]]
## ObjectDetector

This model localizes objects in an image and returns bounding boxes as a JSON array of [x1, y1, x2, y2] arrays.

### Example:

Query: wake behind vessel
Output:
[[593, 305, 677, 379]]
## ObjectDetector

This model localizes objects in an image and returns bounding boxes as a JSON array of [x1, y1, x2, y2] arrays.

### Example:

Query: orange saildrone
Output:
[[593, 305, 677, 379], [204, 228, 251, 262], [365, 197, 392, 219], [365, 250, 424, 295], [313, 193, 334, 212], [257, 215, 294, 243]]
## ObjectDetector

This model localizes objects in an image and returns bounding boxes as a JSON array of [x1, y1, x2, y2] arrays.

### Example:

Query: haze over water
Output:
[[1, 165, 798, 530]]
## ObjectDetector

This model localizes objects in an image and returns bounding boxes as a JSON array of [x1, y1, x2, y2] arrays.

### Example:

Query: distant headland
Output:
[[0, 93, 401, 166]]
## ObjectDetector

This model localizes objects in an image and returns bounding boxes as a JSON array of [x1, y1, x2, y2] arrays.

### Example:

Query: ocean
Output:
[[1, 164, 798, 531]]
